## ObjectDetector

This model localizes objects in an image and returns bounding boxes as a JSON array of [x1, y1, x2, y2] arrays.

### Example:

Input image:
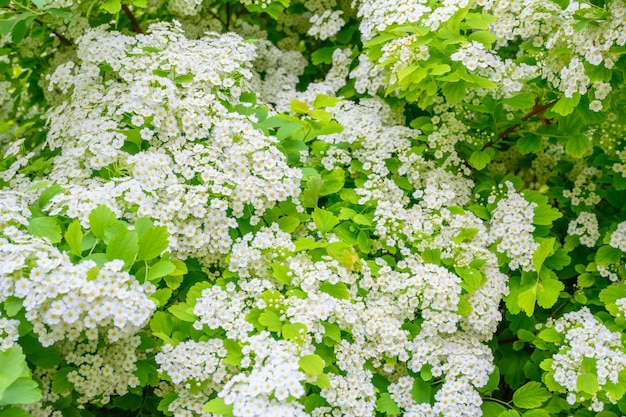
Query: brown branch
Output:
[[34, 18, 73, 46], [122, 4, 143, 34], [498, 100, 557, 140]]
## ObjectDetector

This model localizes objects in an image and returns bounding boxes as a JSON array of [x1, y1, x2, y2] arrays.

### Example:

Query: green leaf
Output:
[[480, 401, 507, 417], [537, 328, 561, 343], [27, 217, 61, 243], [518, 283, 537, 316], [577, 373, 599, 395], [596, 245, 623, 265], [277, 216, 300, 233], [312, 208, 339, 234], [294, 238, 327, 252], [89, 205, 117, 239], [453, 227, 479, 243], [282, 323, 307, 342], [173, 74, 194, 83], [271, 263, 292, 285], [313, 94, 339, 109], [502, 92, 536, 109], [0, 407, 33, 417], [512, 381, 551, 408], [376, 393, 400, 415], [320, 169, 345, 196], [299, 354, 325, 375], [137, 225, 169, 260], [100, 0, 121, 13], [469, 149, 492, 170], [320, 282, 351, 300], [517, 134, 543, 154], [533, 237, 555, 272], [536, 276, 564, 309], [565, 134, 592, 158], [311, 47, 337, 65], [258, 309, 282, 332], [204, 398, 234, 416], [64, 220, 83, 256], [552, 93, 580, 116], [150, 288, 172, 306], [0, 378, 42, 406], [533, 204, 562, 226], [0, 348, 28, 395], [302, 176, 322, 208], [106, 228, 138, 267], [168, 303, 198, 322]]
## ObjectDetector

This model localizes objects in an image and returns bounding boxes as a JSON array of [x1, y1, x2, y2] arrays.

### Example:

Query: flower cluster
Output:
[[547, 307, 626, 411], [568, 211, 600, 248], [1, 237, 156, 346], [488, 182, 538, 271], [609, 221, 626, 253], [42, 22, 301, 264], [0, 313, 19, 351]]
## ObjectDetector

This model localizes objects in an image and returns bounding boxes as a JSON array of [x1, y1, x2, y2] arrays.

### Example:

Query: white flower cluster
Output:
[[41, 22, 301, 265], [562, 165, 601, 207], [219, 333, 309, 417], [0, 313, 19, 351], [193, 282, 255, 341], [488, 182, 538, 271], [1, 237, 156, 346], [229, 224, 296, 279], [609, 221, 626, 253], [168, 0, 205, 16], [549, 307, 626, 411], [308, 10, 345, 40], [62, 335, 144, 405], [567, 211, 600, 248], [481, 0, 626, 101], [156, 339, 230, 387], [349, 54, 388, 95]]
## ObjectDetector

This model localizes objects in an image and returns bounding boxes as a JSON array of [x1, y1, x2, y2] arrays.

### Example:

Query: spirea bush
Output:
[[0, 0, 625, 416]]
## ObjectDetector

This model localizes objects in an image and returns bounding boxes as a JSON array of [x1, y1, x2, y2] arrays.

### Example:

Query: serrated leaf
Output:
[[313, 94, 339, 109], [320, 282, 350, 300], [376, 393, 400, 414], [565, 134, 592, 158], [577, 373, 599, 395], [106, 228, 138, 267], [168, 303, 197, 322], [27, 217, 62, 243], [533, 237, 555, 272], [282, 323, 307, 342], [312, 208, 339, 234], [537, 328, 561, 343], [137, 225, 169, 260], [518, 283, 537, 316], [64, 220, 83, 256], [258, 309, 282, 332], [502, 92, 536, 109], [0, 378, 42, 406], [204, 398, 233, 416], [100, 0, 121, 13], [299, 354, 325, 375], [596, 245, 623, 265], [150, 288, 172, 306], [533, 204, 562, 226], [89, 205, 116, 239], [536, 276, 564, 309], [512, 381, 551, 408], [517, 134, 543, 154], [302, 176, 322, 208], [469, 150, 492, 170], [552, 93, 580, 116], [320, 169, 345, 196], [277, 216, 300, 233]]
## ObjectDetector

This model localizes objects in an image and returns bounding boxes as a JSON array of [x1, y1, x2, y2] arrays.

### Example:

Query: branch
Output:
[[498, 100, 557, 140], [122, 4, 143, 34], [34, 19, 73, 46]]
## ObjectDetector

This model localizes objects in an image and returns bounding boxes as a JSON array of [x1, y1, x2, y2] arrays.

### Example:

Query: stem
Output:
[[122, 4, 143, 34], [33, 18, 73, 46], [498, 100, 557, 140], [483, 397, 512, 408]]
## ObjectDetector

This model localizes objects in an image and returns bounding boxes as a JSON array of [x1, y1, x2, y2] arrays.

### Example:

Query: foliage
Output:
[[1, 0, 626, 416]]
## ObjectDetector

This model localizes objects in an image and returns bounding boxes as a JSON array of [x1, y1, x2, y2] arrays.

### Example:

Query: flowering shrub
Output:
[[1, 0, 626, 416]]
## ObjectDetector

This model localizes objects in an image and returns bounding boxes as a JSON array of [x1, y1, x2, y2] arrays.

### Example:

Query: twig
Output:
[[498, 100, 557, 140], [34, 19, 73, 46], [122, 4, 143, 34]]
